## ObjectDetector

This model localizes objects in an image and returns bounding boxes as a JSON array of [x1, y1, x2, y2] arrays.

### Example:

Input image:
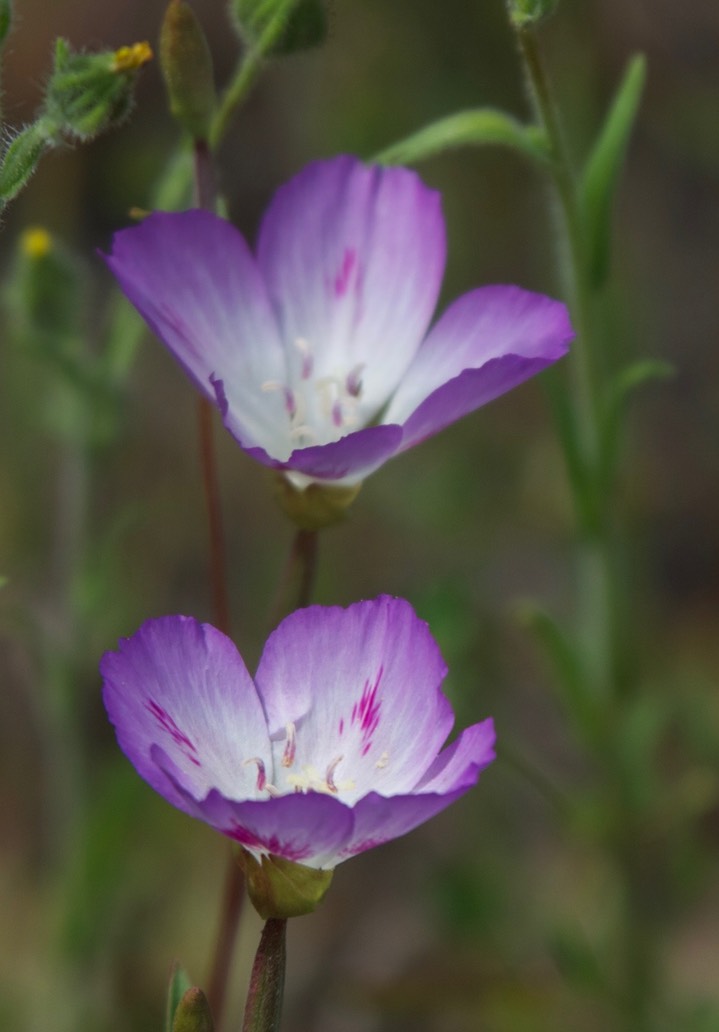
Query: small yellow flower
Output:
[[112, 41, 153, 74], [20, 227, 52, 259]]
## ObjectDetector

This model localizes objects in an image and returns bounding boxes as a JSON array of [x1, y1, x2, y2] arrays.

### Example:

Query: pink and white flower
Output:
[[101, 596, 495, 869], [106, 156, 572, 488]]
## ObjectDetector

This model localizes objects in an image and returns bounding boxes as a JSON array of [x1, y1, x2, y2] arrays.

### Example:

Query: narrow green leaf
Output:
[[374, 109, 550, 167], [515, 601, 600, 742], [165, 963, 193, 1032], [580, 54, 647, 286], [0, 121, 50, 208], [600, 358, 673, 491]]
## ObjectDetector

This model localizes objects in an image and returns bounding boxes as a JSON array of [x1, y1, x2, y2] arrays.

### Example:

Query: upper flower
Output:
[[101, 596, 495, 871], [105, 155, 573, 488]]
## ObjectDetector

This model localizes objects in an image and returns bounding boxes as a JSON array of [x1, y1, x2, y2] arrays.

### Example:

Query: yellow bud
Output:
[[112, 41, 153, 73], [20, 226, 52, 259]]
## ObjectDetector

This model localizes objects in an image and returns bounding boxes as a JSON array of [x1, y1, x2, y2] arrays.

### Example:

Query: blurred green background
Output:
[[1, 1, 717, 1030]]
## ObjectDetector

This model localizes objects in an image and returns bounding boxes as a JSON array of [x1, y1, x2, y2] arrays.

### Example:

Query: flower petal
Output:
[[239, 423, 403, 485], [153, 750, 354, 869], [255, 596, 454, 803], [257, 156, 446, 416], [414, 719, 496, 793], [101, 616, 272, 812], [104, 210, 288, 449], [384, 285, 573, 447]]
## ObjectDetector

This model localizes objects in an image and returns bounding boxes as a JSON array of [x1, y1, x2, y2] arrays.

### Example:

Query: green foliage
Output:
[[580, 55, 647, 286], [0, 122, 49, 209], [599, 358, 674, 493], [507, 0, 559, 29], [230, 0, 327, 54], [375, 108, 550, 167], [160, 1, 216, 140], [0, 0, 12, 50], [166, 966, 194, 1032]]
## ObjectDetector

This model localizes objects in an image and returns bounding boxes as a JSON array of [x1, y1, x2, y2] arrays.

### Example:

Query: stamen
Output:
[[243, 757, 267, 792], [346, 364, 365, 398], [325, 755, 344, 794], [281, 722, 297, 768], [375, 751, 389, 769], [294, 337, 314, 380]]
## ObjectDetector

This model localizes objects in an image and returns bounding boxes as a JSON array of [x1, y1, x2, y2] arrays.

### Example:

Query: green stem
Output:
[[516, 26, 618, 697], [242, 919, 288, 1032], [514, 21, 652, 1030], [209, 2, 297, 149], [267, 528, 319, 628]]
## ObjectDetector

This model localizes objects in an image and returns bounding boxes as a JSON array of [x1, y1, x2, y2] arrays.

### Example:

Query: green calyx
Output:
[[237, 849, 333, 919], [272, 473, 361, 530], [160, 0, 216, 140]]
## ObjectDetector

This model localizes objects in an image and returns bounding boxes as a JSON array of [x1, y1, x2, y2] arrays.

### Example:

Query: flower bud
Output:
[[230, 0, 327, 55], [43, 37, 152, 142], [237, 848, 333, 920], [272, 473, 361, 530], [172, 988, 215, 1032], [12, 226, 82, 347], [507, 0, 558, 28], [160, 0, 215, 140]]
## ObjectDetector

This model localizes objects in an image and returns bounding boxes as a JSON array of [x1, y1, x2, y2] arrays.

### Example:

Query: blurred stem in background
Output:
[[510, 8, 657, 1029]]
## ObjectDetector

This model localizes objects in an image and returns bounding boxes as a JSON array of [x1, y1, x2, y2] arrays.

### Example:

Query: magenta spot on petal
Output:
[[361, 741, 372, 756], [333, 247, 357, 297], [145, 698, 201, 767], [351, 667, 383, 746], [225, 823, 313, 863], [338, 718, 344, 736]]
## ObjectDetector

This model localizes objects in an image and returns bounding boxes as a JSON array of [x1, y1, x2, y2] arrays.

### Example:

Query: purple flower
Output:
[[106, 156, 572, 488], [101, 596, 495, 869]]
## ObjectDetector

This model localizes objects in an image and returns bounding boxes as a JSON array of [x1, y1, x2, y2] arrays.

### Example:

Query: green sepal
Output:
[[160, 0, 216, 140], [230, 0, 327, 54], [165, 963, 193, 1032], [0, 121, 49, 208], [272, 473, 361, 530], [375, 109, 550, 167], [507, 0, 559, 29], [579, 54, 647, 286], [237, 848, 333, 919], [172, 988, 214, 1032]]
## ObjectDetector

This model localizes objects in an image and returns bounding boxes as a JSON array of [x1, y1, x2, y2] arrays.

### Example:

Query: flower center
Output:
[[244, 722, 359, 799], [261, 337, 366, 448]]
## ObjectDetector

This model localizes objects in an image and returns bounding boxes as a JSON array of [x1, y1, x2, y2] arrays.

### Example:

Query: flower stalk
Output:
[[241, 919, 287, 1032]]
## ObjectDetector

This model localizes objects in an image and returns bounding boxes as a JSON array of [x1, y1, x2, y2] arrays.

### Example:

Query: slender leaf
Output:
[[165, 963, 193, 1032], [374, 108, 550, 167], [580, 54, 647, 286], [600, 358, 674, 491]]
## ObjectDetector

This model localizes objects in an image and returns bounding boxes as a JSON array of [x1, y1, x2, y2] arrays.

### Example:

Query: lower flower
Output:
[[101, 596, 495, 875]]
